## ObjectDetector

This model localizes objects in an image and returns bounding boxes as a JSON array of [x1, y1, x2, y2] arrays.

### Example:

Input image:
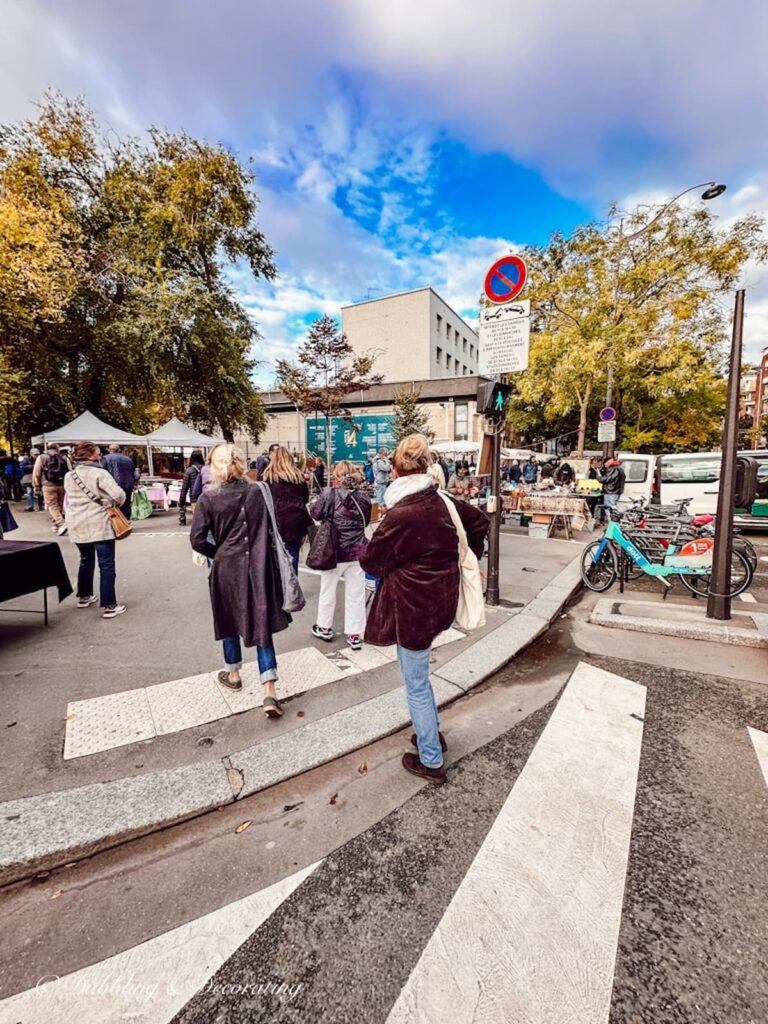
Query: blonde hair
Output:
[[332, 460, 362, 486], [262, 446, 303, 484], [210, 444, 246, 485], [393, 434, 431, 476]]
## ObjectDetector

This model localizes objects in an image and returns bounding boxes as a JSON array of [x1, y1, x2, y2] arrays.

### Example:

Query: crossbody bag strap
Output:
[[350, 493, 366, 529], [255, 481, 278, 533], [437, 492, 469, 559], [70, 467, 107, 508]]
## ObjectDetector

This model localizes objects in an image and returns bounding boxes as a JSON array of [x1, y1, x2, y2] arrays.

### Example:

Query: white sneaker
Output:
[[57, 524, 68, 536], [76, 595, 97, 609], [102, 604, 127, 619]]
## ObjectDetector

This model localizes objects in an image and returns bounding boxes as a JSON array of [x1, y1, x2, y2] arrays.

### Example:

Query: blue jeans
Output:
[[602, 492, 620, 520], [397, 645, 443, 768], [374, 482, 388, 505], [75, 540, 117, 608], [222, 635, 278, 682], [24, 483, 43, 510], [284, 539, 301, 575]]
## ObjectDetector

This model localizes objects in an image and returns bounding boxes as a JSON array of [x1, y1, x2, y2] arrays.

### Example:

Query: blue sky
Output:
[[3, 0, 768, 381]]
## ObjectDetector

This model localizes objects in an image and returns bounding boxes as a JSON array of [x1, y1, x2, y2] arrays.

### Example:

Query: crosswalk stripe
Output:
[[748, 727, 768, 790], [0, 862, 319, 1024], [385, 661, 646, 1024]]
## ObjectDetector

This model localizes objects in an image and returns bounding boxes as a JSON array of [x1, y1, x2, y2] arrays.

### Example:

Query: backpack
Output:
[[364, 461, 374, 484], [43, 453, 67, 485]]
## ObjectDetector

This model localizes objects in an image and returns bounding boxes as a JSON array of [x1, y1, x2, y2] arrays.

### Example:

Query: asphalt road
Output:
[[1, 588, 766, 1024]]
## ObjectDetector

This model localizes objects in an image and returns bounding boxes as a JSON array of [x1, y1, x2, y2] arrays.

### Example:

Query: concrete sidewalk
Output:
[[0, 512, 585, 885]]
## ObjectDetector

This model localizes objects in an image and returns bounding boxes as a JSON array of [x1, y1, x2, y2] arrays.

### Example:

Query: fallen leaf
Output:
[[234, 820, 253, 834], [50, 890, 62, 900], [296, 711, 305, 718], [65, 714, 77, 721], [357, 763, 368, 776], [329, 793, 338, 805]]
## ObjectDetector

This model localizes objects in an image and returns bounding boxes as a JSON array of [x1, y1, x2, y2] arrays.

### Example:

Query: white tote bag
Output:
[[438, 493, 486, 631]]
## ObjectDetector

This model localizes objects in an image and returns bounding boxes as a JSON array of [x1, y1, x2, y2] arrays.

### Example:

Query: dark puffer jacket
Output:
[[311, 486, 372, 562]]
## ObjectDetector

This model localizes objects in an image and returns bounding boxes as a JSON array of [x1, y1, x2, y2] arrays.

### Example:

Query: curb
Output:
[[590, 598, 768, 648], [0, 553, 583, 887]]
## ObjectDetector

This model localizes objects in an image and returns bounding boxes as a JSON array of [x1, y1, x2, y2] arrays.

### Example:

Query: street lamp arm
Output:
[[621, 182, 723, 241]]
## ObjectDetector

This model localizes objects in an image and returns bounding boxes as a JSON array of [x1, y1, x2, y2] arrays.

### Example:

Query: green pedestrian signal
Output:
[[476, 380, 512, 419]]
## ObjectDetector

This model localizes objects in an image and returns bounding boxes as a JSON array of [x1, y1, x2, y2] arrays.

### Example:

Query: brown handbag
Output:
[[71, 468, 133, 540]]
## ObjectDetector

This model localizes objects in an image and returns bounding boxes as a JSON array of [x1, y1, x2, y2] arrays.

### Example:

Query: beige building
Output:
[[341, 287, 479, 384], [246, 376, 485, 462]]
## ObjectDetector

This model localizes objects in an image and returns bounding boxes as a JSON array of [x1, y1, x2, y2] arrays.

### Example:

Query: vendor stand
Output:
[[502, 488, 593, 538]]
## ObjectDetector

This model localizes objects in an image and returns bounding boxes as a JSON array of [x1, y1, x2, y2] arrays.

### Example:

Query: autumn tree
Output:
[[0, 94, 276, 442], [510, 204, 767, 455], [275, 315, 382, 467], [392, 386, 434, 444]]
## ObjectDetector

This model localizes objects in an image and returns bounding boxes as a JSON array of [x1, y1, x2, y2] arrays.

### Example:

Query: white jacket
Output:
[[64, 463, 125, 543]]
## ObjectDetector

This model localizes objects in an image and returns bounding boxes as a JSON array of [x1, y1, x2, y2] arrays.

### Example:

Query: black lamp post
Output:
[[707, 289, 744, 620]]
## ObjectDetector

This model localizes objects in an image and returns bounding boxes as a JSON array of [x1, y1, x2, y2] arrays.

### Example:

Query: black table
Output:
[[0, 540, 73, 625]]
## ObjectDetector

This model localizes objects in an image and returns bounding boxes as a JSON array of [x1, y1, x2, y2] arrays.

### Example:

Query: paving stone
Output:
[[63, 689, 156, 760], [146, 673, 231, 735], [231, 678, 466, 799], [220, 647, 361, 714], [342, 644, 396, 671], [589, 601, 768, 649], [436, 612, 550, 691], [0, 760, 233, 886], [433, 627, 466, 648]]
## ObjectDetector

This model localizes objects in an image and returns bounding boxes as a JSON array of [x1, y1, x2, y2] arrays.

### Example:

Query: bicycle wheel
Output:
[[680, 548, 753, 598], [580, 540, 618, 592]]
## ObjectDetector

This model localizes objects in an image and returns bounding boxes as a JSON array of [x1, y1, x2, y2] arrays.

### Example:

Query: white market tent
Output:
[[32, 411, 148, 449], [145, 417, 225, 449]]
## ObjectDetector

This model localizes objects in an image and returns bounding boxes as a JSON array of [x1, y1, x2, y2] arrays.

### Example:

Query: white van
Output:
[[656, 450, 768, 529], [616, 452, 656, 503]]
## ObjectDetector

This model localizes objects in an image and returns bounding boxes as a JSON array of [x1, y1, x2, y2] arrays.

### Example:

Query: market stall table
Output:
[[0, 539, 73, 625], [502, 491, 592, 538]]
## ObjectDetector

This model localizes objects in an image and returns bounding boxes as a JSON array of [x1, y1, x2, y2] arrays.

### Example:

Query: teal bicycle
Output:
[[580, 518, 752, 597]]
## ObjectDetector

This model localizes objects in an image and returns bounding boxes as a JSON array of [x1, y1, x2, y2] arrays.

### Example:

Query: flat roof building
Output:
[[341, 287, 479, 384]]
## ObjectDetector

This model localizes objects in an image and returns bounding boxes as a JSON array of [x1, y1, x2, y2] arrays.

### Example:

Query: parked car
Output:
[[654, 450, 768, 531]]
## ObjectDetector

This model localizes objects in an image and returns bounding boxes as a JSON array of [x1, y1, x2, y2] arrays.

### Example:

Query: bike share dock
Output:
[[590, 595, 768, 648]]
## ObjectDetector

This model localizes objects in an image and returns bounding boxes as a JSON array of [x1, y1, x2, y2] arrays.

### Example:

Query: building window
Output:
[[436, 314, 442, 335], [446, 321, 451, 340], [463, 337, 467, 352], [470, 344, 474, 359], [463, 365, 467, 375], [455, 328, 460, 345], [454, 403, 469, 441], [436, 346, 442, 367], [446, 354, 452, 371]]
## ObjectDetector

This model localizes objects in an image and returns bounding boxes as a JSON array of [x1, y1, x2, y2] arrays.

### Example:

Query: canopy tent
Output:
[[144, 417, 225, 449], [32, 411, 148, 448], [431, 440, 480, 456]]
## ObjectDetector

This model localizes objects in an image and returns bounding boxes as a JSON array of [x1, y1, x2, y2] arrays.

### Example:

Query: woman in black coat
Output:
[[190, 445, 291, 719], [262, 446, 311, 573], [360, 434, 488, 786]]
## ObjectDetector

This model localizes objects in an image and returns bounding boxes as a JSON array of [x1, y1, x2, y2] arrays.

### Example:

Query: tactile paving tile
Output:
[[219, 646, 359, 714], [145, 672, 230, 735], [63, 689, 156, 760], [341, 644, 396, 671], [433, 627, 466, 648]]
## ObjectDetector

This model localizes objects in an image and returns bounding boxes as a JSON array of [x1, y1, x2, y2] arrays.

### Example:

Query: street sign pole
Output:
[[707, 289, 744, 621], [486, 398, 503, 607], [603, 366, 614, 459]]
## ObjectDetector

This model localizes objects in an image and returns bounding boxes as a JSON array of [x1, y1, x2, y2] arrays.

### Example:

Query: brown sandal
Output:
[[263, 695, 283, 719], [217, 670, 242, 691]]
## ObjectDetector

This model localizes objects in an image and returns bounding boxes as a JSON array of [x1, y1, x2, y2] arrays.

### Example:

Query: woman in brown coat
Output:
[[262, 446, 311, 573], [360, 434, 488, 784], [190, 444, 291, 719]]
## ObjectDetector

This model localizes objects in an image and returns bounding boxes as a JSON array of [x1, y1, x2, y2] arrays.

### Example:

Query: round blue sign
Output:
[[599, 407, 617, 422]]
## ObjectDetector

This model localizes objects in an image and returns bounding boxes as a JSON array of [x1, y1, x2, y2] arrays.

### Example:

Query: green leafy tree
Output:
[[0, 94, 276, 442], [392, 386, 434, 444], [275, 315, 382, 467], [509, 204, 767, 455]]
